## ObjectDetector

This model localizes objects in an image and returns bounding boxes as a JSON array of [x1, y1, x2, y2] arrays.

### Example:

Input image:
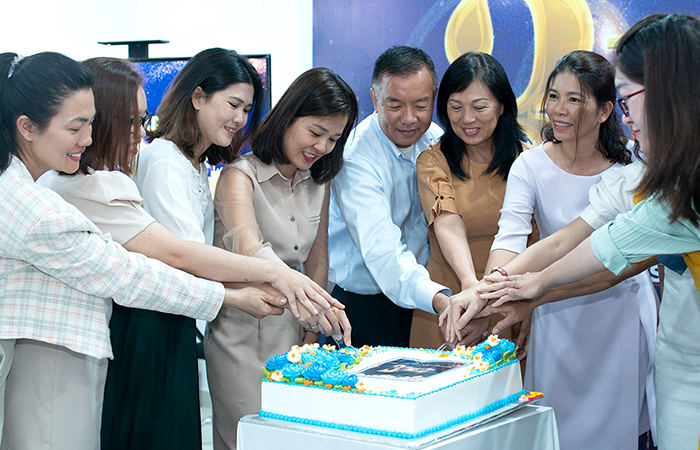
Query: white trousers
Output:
[[1, 339, 108, 450]]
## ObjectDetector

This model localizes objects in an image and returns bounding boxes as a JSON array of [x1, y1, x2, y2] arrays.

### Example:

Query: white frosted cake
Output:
[[260, 335, 526, 438]]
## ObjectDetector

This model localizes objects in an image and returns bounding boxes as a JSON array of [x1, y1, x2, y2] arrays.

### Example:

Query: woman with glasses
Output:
[[477, 14, 700, 449], [447, 50, 658, 450], [38, 55, 339, 449]]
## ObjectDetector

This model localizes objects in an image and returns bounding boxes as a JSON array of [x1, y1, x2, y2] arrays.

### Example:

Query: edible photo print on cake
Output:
[[357, 358, 466, 381]]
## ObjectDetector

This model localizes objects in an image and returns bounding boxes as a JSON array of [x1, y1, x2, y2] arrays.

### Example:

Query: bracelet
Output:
[[490, 266, 508, 277]]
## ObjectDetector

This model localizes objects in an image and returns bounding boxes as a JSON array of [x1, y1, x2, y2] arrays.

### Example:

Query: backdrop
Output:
[[313, 0, 699, 142]]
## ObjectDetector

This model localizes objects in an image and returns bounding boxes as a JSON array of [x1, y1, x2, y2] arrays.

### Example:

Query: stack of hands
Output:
[[437, 271, 544, 358], [223, 273, 352, 347]]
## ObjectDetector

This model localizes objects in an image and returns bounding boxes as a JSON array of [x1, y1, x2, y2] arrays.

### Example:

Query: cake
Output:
[[259, 335, 526, 438]]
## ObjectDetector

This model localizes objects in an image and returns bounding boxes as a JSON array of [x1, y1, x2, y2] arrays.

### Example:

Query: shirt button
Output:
[[294, 245, 299, 251], [290, 216, 296, 222], [440, 196, 444, 199], [435, 196, 438, 200]]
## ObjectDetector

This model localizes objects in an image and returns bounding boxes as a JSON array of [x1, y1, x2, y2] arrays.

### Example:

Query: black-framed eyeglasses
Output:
[[131, 111, 154, 129], [616, 89, 644, 116]]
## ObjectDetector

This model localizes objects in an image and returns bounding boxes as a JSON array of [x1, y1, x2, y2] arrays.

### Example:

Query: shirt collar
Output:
[[253, 155, 312, 188], [370, 113, 420, 163]]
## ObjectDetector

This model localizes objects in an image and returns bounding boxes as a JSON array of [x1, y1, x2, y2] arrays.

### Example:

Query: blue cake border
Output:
[[259, 389, 527, 439]]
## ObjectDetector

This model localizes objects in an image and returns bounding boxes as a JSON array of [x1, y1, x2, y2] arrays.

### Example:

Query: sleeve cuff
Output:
[[590, 224, 631, 275], [579, 206, 609, 230], [429, 196, 459, 226], [253, 246, 286, 266], [414, 280, 451, 313]]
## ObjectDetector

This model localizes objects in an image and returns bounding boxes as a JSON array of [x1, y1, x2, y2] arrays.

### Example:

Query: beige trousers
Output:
[[204, 307, 304, 450]]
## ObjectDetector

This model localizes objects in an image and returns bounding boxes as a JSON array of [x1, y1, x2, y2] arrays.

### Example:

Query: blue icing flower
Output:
[[281, 363, 304, 379], [342, 374, 358, 387], [336, 351, 354, 365], [499, 340, 515, 352], [265, 353, 289, 371], [483, 347, 503, 362], [316, 351, 341, 369], [300, 351, 323, 365], [302, 364, 329, 381], [320, 369, 347, 386]]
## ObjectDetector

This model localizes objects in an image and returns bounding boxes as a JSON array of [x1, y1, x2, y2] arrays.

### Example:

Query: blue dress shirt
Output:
[[328, 113, 449, 313]]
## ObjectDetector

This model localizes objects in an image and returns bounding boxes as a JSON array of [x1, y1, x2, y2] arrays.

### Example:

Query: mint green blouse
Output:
[[591, 196, 700, 274]]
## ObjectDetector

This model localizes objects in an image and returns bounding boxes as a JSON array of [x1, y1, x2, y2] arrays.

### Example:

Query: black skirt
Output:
[[101, 304, 201, 450]]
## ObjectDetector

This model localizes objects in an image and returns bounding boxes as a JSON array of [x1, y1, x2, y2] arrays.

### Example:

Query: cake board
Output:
[[238, 401, 560, 449]]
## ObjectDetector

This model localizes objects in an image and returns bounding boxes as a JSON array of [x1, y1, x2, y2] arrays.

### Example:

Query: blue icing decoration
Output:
[[336, 351, 355, 365], [265, 353, 289, 371], [342, 374, 358, 387], [281, 364, 304, 379], [483, 347, 503, 362], [302, 364, 329, 381], [321, 369, 347, 386]]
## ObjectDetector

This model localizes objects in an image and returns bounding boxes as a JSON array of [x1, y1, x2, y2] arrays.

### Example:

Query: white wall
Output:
[[0, 0, 313, 106]]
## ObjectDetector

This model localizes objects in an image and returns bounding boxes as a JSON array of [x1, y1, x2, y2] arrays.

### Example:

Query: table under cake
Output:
[[237, 405, 560, 449]]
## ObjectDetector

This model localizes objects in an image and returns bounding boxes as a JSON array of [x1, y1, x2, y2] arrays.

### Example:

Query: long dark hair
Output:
[[436, 52, 524, 181], [152, 48, 264, 165], [80, 57, 142, 176], [0, 52, 92, 174], [541, 50, 630, 165], [251, 68, 358, 184], [617, 14, 700, 225]]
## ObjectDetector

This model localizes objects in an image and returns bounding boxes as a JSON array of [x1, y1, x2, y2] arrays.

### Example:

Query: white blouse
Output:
[[133, 138, 214, 245]]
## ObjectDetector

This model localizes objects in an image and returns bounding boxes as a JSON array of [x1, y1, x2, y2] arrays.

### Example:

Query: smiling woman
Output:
[[16, 89, 94, 178], [205, 67, 358, 449], [411, 52, 527, 350], [477, 50, 657, 450]]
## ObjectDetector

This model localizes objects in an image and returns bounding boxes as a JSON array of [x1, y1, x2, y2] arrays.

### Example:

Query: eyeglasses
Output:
[[616, 89, 644, 116], [131, 111, 154, 130]]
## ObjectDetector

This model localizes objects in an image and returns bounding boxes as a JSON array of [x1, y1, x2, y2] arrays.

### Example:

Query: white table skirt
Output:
[[237, 405, 560, 449]]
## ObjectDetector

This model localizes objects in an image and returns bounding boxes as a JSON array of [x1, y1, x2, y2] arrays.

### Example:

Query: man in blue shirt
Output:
[[329, 46, 450, 347]]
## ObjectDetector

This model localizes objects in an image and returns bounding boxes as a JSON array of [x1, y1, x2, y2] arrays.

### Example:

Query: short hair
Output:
[[371, 46, 438, 91], [617, 14, 700, 225], [251, 68, 358, 184], [436, 52, 524, 181], [540, 50, 629, 165], [152, 48, 265, 165], [0, 52, 93, 174], [79, 57, 142, 176]]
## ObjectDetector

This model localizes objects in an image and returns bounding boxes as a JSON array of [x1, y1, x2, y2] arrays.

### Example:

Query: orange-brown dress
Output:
[[411, 142, 512, 348]]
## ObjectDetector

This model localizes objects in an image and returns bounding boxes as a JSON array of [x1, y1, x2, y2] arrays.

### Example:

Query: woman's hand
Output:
[[455, 316, 490, 348], [298, 306, 352, 347], [270, 265, 343, 318], [514, 314, 531, 360], [477, 272, 546, 307], [222, 284, 287, 319], [477, 297, 537, 336], [446, 286, 488, 342]]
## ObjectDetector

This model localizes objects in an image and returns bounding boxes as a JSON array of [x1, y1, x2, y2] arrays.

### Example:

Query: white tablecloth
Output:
[[237, 405, 560, 449]]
